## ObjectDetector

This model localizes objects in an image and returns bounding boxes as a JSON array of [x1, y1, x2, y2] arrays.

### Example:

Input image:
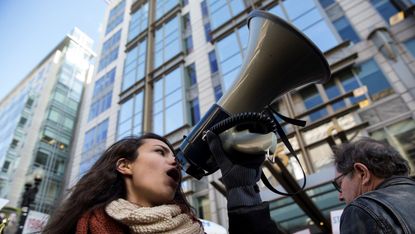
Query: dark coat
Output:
[[340, 176, 415, 234], [228, 202, 281, 234]]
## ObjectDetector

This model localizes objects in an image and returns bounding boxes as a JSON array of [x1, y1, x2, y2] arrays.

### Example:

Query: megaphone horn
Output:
[[177, 10, 331, 179]]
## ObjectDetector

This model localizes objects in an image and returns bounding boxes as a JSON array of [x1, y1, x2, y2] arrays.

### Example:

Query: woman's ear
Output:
[[116, 158, 133, 175], [353, 162, 371, 185]]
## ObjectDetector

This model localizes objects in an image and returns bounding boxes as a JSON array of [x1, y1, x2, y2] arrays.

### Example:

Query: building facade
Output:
[[0, 28, 95, 214], [68, 0, 415, 232]]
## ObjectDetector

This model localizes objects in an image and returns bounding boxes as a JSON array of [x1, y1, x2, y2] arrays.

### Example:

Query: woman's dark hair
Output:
[[43, 133, 198, 234], [333, 137, 410, 178]]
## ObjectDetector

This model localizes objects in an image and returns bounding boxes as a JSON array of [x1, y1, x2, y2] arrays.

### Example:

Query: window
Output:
[[201, 1, 212, 42], [333, 16, 360, 43], [196, 196, 211, 220], [18, 117, 27, 128], [117, 92, 144, 139], [35, 151, 49, 166], [338, 59, 392, 104], [79, 155, 100, 176], [53, 157, 66, 176], [48, 109, 61, 123], [83, 119, 109, 153], [53, 90, 66, 103], [44, 180, 61, 202], [10, 139, 19, 149], [88, 92, 112, 121], [190, 98, 201, 125], [216, 27, 247, 91], [208, 51, 218, 74], [268, 4, 288, 19], [299, 85, 328, 122], [186, 63, 197, 86], [184, 36, 193, 54], [153, 67, 185, 135], [370, 0, 399, 24], [69, 79, 83, 102], [183, 13, 191, 33], [404, 38, 415, 58], [79, 134, 105, 172], [269, 0, 339, 51], [308, 143, 333, 172], [122, 39, 147, 91], [98, 30, 121, 71], [1, 161, 11, 173], [323, 79, 346, 112], [154, 17, 181, 68], [338, 70, 365, 104], [106, 0, 125, 34], [207, 0, 247, 30], [93, 68, 115, 96], [186, 63, 200, 125], [214, 85, 223, 101], [25, 98, 34, 109], [63, 117, 74, 130], [318, 0, 335, 8], [284, 0, 338, 51], [371, 119, 415, 172], [155, 0, 179, 20], [182, 14, 193, 54], [128, 2, 149, 42], [355, 59, 392, 101], [204, 22, 212, 42]]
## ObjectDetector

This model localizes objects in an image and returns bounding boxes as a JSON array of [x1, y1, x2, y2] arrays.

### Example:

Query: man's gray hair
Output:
[[333, 137, 410, 178]]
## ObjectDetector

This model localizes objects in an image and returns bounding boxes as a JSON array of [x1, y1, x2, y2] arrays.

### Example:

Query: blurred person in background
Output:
[[332, 137, 415, 233]]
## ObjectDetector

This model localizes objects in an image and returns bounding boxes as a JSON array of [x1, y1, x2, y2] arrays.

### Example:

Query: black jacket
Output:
[[340, 176, 415, 234], [228, 202, 281, 234]]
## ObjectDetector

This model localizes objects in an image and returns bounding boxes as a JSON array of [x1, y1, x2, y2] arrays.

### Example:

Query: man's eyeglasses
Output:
[[332, 171, 352, 192]]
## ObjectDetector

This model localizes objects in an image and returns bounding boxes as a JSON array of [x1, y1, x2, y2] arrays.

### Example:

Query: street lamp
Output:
[[17, 168, 44, 234]]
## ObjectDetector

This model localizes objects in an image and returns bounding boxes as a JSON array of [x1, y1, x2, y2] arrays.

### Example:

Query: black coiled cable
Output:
[[209, 112, 276, 135]]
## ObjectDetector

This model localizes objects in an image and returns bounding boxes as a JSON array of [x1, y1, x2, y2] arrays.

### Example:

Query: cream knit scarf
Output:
[[105, 199, 204, 234]]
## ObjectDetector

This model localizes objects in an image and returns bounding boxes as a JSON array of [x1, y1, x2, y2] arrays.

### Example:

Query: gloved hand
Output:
[[205, 131, 265, 208]]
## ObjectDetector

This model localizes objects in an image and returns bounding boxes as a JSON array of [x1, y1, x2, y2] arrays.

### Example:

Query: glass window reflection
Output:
[[216, 30, 245, 91], [333, 16, 360, 43], [128, 2, 148, 42], [404, 38, 415, 58], [152, 67, 185, 135], [156, 0, 179, 20], [207, 0, 246, 30], [303, 20, 338, 51], [116, 92, 144, 139], [154, 17, 181, 68]]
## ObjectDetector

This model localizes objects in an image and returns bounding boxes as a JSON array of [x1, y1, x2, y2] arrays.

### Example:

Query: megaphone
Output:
[[177, 10, 331, 179]]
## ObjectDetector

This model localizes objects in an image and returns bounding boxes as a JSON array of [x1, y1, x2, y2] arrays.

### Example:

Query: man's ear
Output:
[[353, 162, 371, 185], [116, 158, 133, 175]]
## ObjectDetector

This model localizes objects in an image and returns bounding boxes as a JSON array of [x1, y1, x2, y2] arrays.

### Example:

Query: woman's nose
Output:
[[167, 154, 177, 165]]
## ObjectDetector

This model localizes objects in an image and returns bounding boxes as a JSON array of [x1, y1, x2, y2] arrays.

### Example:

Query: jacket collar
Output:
[[375, 176, 415, 190]]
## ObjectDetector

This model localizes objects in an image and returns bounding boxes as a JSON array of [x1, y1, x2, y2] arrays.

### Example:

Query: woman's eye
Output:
[[156, 149, 165, 155]]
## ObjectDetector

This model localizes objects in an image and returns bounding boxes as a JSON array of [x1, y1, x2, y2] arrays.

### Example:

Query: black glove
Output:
[[206, 131, 265, 209]]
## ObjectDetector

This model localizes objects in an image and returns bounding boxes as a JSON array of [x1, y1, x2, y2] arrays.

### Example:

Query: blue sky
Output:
[[0, 0, 107, 100]]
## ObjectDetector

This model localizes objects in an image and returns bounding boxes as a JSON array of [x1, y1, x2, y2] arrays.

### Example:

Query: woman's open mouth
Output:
[[166, 168, 180, 184]]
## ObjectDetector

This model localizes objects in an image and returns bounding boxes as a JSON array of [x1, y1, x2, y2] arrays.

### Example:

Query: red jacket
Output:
[[76, 207, 128, 234]]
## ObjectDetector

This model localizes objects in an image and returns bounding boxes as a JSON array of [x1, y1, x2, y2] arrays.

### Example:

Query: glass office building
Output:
[[0, 28, 95, 214], [69, 0, 415, 232]]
